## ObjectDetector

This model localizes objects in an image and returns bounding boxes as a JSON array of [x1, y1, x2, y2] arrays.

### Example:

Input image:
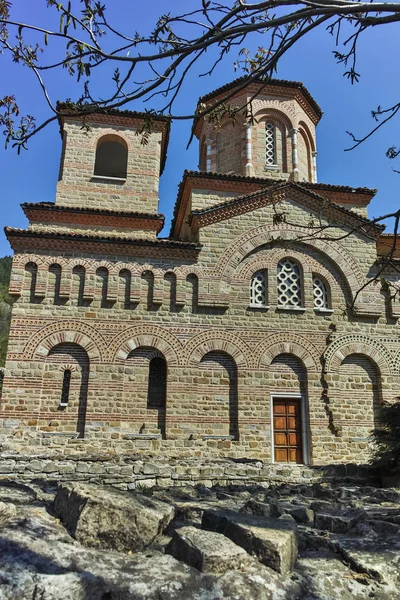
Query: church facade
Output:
[[1, 77, 399, 464]]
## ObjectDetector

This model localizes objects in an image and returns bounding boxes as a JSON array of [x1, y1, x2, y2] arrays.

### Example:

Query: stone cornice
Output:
[[5, 228, 201, 259], [22, 203, 164, 233]]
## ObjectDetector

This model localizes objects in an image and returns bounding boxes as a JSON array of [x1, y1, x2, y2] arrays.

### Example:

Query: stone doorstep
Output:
[[167, 526, 249, 575]]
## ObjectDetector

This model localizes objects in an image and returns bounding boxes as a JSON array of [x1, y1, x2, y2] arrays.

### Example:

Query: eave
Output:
[[5, 228, 201, 260], [377, 234, 400, 259], [21, 203, 165, 234]]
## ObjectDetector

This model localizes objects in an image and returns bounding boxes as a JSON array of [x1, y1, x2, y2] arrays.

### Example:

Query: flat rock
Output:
[[240, 498, 272, 518], [54, 482, 175, 552], [202, 508, 298, 574], [315, 509, 363, 533], [167, 525, 249, 574]]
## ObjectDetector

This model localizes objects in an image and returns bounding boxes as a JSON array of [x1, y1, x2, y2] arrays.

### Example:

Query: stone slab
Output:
[[202, 508, 298, 574], [167, 525, 249, 574]]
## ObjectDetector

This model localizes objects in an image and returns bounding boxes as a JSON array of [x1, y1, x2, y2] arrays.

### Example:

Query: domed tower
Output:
[[193, 77, 322, 183]]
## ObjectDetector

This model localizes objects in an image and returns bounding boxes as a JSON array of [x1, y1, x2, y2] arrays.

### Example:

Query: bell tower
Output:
[[56, 104, 170, 214], [194, 78, 321, 183]]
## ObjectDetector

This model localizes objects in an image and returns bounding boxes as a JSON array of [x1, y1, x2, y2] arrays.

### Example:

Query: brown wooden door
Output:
[[273, 398, 303, 463]]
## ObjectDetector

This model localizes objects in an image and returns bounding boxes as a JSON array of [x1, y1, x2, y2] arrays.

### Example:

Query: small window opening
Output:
[[313, 276, 329, 309], [147, 357, 167, 408], [59, 369, 72, 407], [265, 122, 276, 166], [94, 138, 128, 179], [250, 270, 267, 307]]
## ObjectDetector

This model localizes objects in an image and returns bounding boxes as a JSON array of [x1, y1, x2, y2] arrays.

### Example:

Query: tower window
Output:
[[250, 270, 267, 307], [94, 137, 128, 179], [265, 122, 276, 166], [313, 276, 329, 309], [277, 259, 302, 307]]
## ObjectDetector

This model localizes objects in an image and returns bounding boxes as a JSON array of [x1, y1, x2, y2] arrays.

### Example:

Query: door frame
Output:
[[270, 393, 310, 465]]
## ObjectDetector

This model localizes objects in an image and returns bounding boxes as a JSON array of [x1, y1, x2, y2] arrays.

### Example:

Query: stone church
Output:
[[1, 77, 399, 465]]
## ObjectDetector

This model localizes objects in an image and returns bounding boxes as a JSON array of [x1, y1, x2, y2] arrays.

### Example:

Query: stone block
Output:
[[202, 509, 298, 574], [54, 482, 175, 552], [315, 510, 363, 533], [167, 525, 249, 575]]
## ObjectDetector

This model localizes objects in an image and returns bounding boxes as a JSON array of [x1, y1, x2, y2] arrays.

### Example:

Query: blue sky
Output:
[[1, 1, 399, 257]]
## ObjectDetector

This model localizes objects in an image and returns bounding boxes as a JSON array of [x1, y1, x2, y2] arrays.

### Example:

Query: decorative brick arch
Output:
[[110, 324, 182, 365], [15, 254, 46, 268], [324, 335, 393, 375], [236, 246, 347, 306], [68, 258, 93, 271], [185, 331, 250, 368], [299, 120, 316, 152], [216, 224, 365, 298], [24, 321, 105, 362], [253, 107, 294, 132], [95, 260, 117, 273], [94, 130, 131, 151], [255, 332, 321, 372]]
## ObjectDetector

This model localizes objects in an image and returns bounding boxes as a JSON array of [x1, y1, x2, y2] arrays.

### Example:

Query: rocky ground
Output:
[[0, 477, 398, 599]]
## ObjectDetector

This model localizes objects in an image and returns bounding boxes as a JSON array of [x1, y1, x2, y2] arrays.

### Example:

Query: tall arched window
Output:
[[313, 276, 329, 310], [49, 263, 62, 305], [265, 122, 276, 166], [94, 136, 128, 179], [148, 356, 167, 408], [25, 262, 38, 303], [277, 259, 302, 307], [119, 269, 131, 309], [72, 266, 85, 306], [59, 369, 72, 407], [250, 270, 267, 307], [96, 267, 109, 308]]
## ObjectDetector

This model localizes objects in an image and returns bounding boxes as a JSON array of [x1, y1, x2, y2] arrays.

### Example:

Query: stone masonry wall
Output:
[[56, 120, 162, 214], [2, 192, 400, 464]]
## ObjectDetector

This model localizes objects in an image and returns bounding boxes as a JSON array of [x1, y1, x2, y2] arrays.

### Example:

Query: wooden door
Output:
[[273, 398, 303, 463]]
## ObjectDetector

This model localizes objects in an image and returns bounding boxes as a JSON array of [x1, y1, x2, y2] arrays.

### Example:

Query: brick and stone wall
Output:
[[56, 118, 163, 214], [2, 197, 400, 463], [2, 82, 399, 468]]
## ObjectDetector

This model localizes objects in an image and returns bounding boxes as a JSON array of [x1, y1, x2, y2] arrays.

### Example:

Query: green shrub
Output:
[[371, 399, 400, 474]]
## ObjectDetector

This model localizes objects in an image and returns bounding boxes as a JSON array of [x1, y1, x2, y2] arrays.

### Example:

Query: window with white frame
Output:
[[313, 276, 329, 309], [265, 122, 276, 166], [277, 259, 302, 307], [250, 270, 267, 307]]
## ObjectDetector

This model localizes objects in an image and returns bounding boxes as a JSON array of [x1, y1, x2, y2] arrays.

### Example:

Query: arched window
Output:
[[148, 356, 167, 408], [265, 122, 276, 166], [25, 262, 38, 303], [94, 136, 128, 179], [119, 269, 131, 309], [72, 266, 85, 306], [277, 259, 302, 307], [96, 267, 109, 308], [250, 270, 267, 307], [59, 369, 72, 407], [313, 276, 329, 310], [49, 263, 62, 305]]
